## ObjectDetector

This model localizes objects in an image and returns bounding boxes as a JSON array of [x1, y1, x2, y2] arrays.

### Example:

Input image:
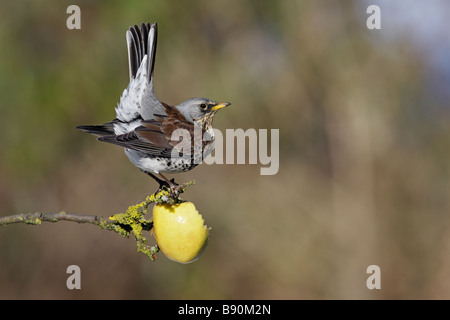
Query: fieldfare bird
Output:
[[77, 22, 230, 193]]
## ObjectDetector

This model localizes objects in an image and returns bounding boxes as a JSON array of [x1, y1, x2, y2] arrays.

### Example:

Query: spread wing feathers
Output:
[[98, 129, 174, 157], [98, 105, 200, 158]]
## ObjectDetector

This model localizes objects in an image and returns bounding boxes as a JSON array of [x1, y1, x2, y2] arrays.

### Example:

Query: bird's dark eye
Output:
[[200, 103, 208, 110]]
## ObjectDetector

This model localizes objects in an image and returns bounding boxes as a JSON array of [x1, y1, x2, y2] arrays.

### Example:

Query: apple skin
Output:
[[152, 202, 209, 263]]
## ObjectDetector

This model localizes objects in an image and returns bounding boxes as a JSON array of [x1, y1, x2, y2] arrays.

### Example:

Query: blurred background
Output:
[[0, 0, 449, 299]]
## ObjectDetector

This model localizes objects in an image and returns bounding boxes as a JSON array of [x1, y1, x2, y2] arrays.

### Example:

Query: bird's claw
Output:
[[156, 179, 185, 201]]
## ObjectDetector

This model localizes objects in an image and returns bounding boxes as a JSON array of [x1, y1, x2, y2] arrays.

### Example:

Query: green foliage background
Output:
[[0, 0, 449, 299]]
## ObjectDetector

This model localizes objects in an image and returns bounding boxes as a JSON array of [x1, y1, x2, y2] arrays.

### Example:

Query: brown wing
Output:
[[138, 104, 197, 154], [98, 103, 197, 158]]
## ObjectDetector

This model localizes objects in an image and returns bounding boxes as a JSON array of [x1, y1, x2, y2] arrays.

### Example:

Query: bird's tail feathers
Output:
[[126, 22, 158, 84]]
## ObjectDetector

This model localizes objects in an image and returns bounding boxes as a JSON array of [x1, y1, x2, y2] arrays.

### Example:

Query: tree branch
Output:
[[0, 208, 157, 260], [0, 184, 195, 261], [0, 211, 108, 227]]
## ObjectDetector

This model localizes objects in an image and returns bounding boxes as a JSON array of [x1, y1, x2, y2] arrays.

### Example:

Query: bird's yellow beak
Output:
[[211, 102, 231, 111]]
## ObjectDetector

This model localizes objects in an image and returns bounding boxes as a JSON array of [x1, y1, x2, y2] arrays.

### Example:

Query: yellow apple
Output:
[[152, 202, 209, 263]]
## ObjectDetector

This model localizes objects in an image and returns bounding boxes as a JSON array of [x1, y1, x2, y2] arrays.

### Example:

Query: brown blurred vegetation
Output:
[[0, 0, 449, 299]]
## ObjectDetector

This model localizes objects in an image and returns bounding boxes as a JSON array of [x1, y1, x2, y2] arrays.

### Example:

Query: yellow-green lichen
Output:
[[25, 217, 42, 225]]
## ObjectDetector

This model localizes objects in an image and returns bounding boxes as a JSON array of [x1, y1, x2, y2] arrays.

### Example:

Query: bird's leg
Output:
[[141, 170, 183, 199], [141, 170, 170, 191], [158, 173, 181, 196], [158, 173, 178, 187]]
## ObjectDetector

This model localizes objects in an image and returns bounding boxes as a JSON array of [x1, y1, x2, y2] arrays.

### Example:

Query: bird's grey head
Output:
[[176, 97, 230, 123]]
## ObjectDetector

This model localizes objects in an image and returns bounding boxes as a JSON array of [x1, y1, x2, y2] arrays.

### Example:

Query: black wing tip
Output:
[[76, 125, 93, 132], [76, 124, 115, 137]]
